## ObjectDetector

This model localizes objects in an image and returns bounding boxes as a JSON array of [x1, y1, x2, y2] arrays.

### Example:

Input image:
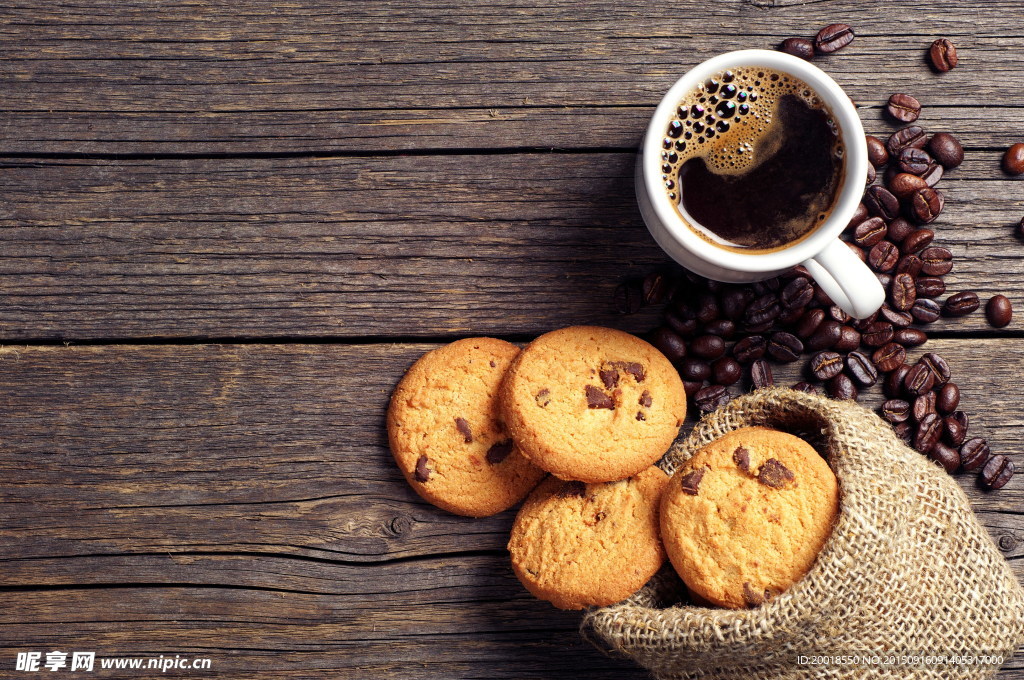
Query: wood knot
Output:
[[998, 534, 1018, 552], [386, 515, 412, 537]]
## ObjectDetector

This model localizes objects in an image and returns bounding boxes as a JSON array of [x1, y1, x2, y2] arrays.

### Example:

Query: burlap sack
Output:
[[581, 388, 1024, 679]]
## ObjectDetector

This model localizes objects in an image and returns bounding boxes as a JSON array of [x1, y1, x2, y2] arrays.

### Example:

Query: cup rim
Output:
[[643, 49, 867, 272]]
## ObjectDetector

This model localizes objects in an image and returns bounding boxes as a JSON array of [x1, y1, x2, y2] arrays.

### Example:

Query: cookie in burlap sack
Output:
[[581, 387, 1024, 679]]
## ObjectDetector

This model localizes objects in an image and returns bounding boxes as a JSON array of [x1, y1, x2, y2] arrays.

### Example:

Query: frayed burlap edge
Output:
[[580, 388, 1024, 679]]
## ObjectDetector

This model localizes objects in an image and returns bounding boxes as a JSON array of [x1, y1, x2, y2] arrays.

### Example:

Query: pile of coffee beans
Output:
[[780, 24, 854, 59], [617, 113, 1015, 490]]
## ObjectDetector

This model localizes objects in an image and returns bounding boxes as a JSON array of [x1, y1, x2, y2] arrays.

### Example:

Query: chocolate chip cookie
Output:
[[660, 426, 839, 609], [387, 337, 546, 517], [507, 465, 669, 610], [500, 326, 686, 483]]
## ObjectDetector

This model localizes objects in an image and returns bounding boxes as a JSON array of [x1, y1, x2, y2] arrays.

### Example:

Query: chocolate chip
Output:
[[742, 582, 773, 608], [414, 455, 431, 482], [639, 390, 653, 408], [535, 388, 551, 407], [559, 480, 587, 498], [585, 385, 615, 409], [455, 417, 473, 443], [636, 411, 646, 421], [613, 361, 647, 382], [758, 458, 795, 488], [679, 468, 706, 496], [486, 440, 514, 464], [599, 368, 619, 389], [733, 446, 751, 473]]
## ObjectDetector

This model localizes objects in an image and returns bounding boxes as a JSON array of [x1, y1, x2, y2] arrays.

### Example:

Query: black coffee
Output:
[[659, 67, 845, 252]]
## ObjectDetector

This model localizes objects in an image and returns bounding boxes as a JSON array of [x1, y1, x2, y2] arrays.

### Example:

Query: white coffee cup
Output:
[[636, 49, 884, 320]]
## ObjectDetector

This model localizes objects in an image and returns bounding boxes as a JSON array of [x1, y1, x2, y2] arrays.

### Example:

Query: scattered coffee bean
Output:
[[642, 272, 670, 305], [810, 350, 844, 380], [680, 358, 711, 382], [879, 304, 914, 327], [980, 454, 1014, 490], [887, 93, 921, 123], [866, 135, 889, 168], [882, 399, 911, 424], [912, 391, 937, 423], [950, 409, 969, 434], [901, 229, 934, 254], [750, 359, 774, 389], [806, 319, 842, 351], [745, 294, 782, 327], [711, 357, 742, 386], [781, 276, 814, 309], [986, 294, 1013, 328], [614, 280, 643, 314], [928, 132, 964, 169], [921, 163, 944, 187], [911, 298, 941, 324], [873, 342, 907, 373], [651, 327, 687, 362], [887, 125, 927, 156], [889, 273, 917, 311], [703, 318, 737, 339], [835, 325, 862, 352], [893, 327, 928, 347], [895, 254, 923, 278], [861, 321, 894, 347], [767, 331, 804, 362], [943, 415, 967, 447], [886, 364, 912, 398], [683, 380, 703, 397], [865, 186, 901, 221], [959, 438, 991, 471], [847, 202, 870, 231], [793, 308, 825, 339], [691, 334, 727, 359], [904, 362, 936, 396], [889, 172, 927, 199], [916, 276, 946, 298], [780, 37, 815, 60], [937, 382, 960, 414], [919, 247, 953, 276], [694, 385, 731, 413], [732, 334, 767, 363], [868, 241, 900, 272], [852, 217, 888, 247], [920, 352, 951, 386], [887, 217, 916, 243], [929, 38, 958, 72], [791, 381, 822, 395], [719, 288, 750, 321], [910, 187, 943, 224], [665, 312, 698, 338], [815, 23, 854, 53], [930, 441, 961, 473], [826, 373, 858, 401], [898, 147, 933, 176], [943, 291, 980, 317], [1003, 143, 1024, 175], [845, 351, 878, 387], [914, 412, 943, 453], [893, 421, 914, 444]]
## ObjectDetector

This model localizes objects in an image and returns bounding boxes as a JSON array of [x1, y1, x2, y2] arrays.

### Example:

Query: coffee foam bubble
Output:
[[659, 67, 837, 185]]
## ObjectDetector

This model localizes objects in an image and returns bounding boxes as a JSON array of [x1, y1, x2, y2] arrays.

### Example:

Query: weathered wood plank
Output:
[[1, 153, 1021, 340], [4, 1, 1024, 152]]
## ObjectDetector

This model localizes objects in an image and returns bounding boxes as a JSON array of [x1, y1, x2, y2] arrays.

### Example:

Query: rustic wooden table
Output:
[[2, 1, 1023, 677]]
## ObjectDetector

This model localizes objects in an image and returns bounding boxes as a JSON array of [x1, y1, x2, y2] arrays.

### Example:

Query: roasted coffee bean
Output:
[[937, 382, 960, 414], [885, 364, 912, 398], [719, 287, 753, 321], [950, 410, 969, 434], [815, 23, 854, 53], [904, 362, 936, 396], [943, 291, 980, 317], [744, 294, 782, 326], [806, 319, 842, 350], [910, 187, 943, 224], [888, 172, 927, 199], [694, 385, 731, 413], [929, 38, 958, 72], [791, 381, 822, 395], [851, 217, 888, 247], [873, 342, 907, 372], [980, 455, 1014, 490], [827, 373, 858, 401], [916, 276, 946, 298], [866, 162, 877, 183], [780, 37, 815, 59], [943, 415, 967, 447], [901, 229, 934, 255], [895, 254, 923, 278], [911, 298, 942, 324], [893, 327, 928, 347], [1003, 143, 1024, 175], [889, 273, 917, 312], [794, 308, 826, 339], [930, 441, 961, 473], [750, 359, 774, 389], [845, 351, 878, 387], [834, 325, 862, 352], [921, 163, 944, 187], [828, 305, 851, 324], [882, 399, 912, 424], [614, 280, 644, 314], [868, 241, 900, 272], [914, 412, 942, 453], [732, 334, 767, 363], [887, 217, 916, 243], [861, 321, 894, 347], [866, 135, 889, 168], [711, 357, 742, 386], [912, 391, 937, 423], [813, 285, 834, 307], [887, 125, 927, 156], [898, 147, 933, 175], [642, 272, 670, 305], [683, 380, 703, 398], [702, 318, 737, 339], [691, 334, 726, 359], [986, 294, 1013, 328], [695, 293, 720, 323], [673, 299, 698, 320], [959, 438, 991, 471], [680, 358, 711, 382], [928, 132, 964, 169], [650, 327, 687, 362], [767, 331, 803, 362], [919, 352, 951, 386], [879, 304, 914, 327], [876, 272, 893, 289], [780, 276, 814, 309], [665, 312, 699, 338], [892, 421, 913, 444], [887, 93, 921, 123], [919, 246, 953, 276], [865, 186, 900, 221], [810, 351, 844, 380], [846, 202, 870, 231]]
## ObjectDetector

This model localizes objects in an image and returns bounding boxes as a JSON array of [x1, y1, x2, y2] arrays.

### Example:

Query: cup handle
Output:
[[802, 239, 886, 320]]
